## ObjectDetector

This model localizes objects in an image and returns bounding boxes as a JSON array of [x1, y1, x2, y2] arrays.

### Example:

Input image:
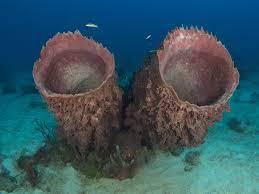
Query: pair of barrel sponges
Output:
[[33, 27, 239, 157]]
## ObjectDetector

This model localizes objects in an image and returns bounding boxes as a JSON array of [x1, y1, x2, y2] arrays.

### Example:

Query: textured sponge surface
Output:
[[45, 50, 105, 94]]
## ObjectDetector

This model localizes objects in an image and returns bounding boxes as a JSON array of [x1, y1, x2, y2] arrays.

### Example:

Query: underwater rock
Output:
[[125, 27, 239, 150], [34, 119, 57, 145], [33, 31, 123, 158], [184, 150, 201, 166], [227, 117, 246, 133]]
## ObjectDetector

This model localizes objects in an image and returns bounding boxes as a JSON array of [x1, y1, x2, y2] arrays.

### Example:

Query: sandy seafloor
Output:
[[0, 72, 258, 194]]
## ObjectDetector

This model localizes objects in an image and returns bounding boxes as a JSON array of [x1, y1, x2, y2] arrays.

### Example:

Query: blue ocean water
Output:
[[1, 0, 259, 76], [0, 1, 258, 193]]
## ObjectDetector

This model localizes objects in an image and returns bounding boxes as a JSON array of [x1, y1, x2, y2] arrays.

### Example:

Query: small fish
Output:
[[148, 49, 157, 53], [85, 23, 98, 28], [145, 34, 152, 40]]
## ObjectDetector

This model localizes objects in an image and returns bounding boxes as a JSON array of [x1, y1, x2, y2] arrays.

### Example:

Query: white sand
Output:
[[0, 73, 258, 194]]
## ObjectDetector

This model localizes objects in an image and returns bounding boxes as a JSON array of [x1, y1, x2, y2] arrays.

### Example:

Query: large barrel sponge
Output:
[[33, 31, 123, 158], [125, 27, 239, 150]]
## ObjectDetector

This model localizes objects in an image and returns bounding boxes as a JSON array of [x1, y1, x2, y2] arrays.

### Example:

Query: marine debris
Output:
[[34, 119, 56, 144], [125, 27, 239, 150], [33, 31, 123, 159]]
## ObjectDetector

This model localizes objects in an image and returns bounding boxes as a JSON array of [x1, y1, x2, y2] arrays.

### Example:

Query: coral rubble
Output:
[[33, 31, 123, 158], [125, 27, 239, 150]]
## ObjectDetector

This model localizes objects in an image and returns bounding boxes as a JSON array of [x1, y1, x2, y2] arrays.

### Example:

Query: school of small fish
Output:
[[85, 23, 155, 53]]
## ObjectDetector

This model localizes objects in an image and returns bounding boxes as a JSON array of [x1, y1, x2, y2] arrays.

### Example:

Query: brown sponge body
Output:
[[33, 31, 122, 157], [125, 27, 239, 150]]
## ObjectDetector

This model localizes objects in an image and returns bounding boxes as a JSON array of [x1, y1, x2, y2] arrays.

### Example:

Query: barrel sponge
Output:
[[125, 27, 239, 150], [33, 31, 123, 157]]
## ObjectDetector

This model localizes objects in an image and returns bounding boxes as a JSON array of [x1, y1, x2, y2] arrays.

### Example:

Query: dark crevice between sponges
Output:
[[116, 66, 135, 132]]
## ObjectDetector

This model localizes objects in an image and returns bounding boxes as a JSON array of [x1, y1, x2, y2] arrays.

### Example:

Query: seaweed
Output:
[[71, 151, 106, 179], [17, 126, 153, 181], [15, 133, 153, 181], [16, 140, 106, 180], [34, 119, 56, 145]]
